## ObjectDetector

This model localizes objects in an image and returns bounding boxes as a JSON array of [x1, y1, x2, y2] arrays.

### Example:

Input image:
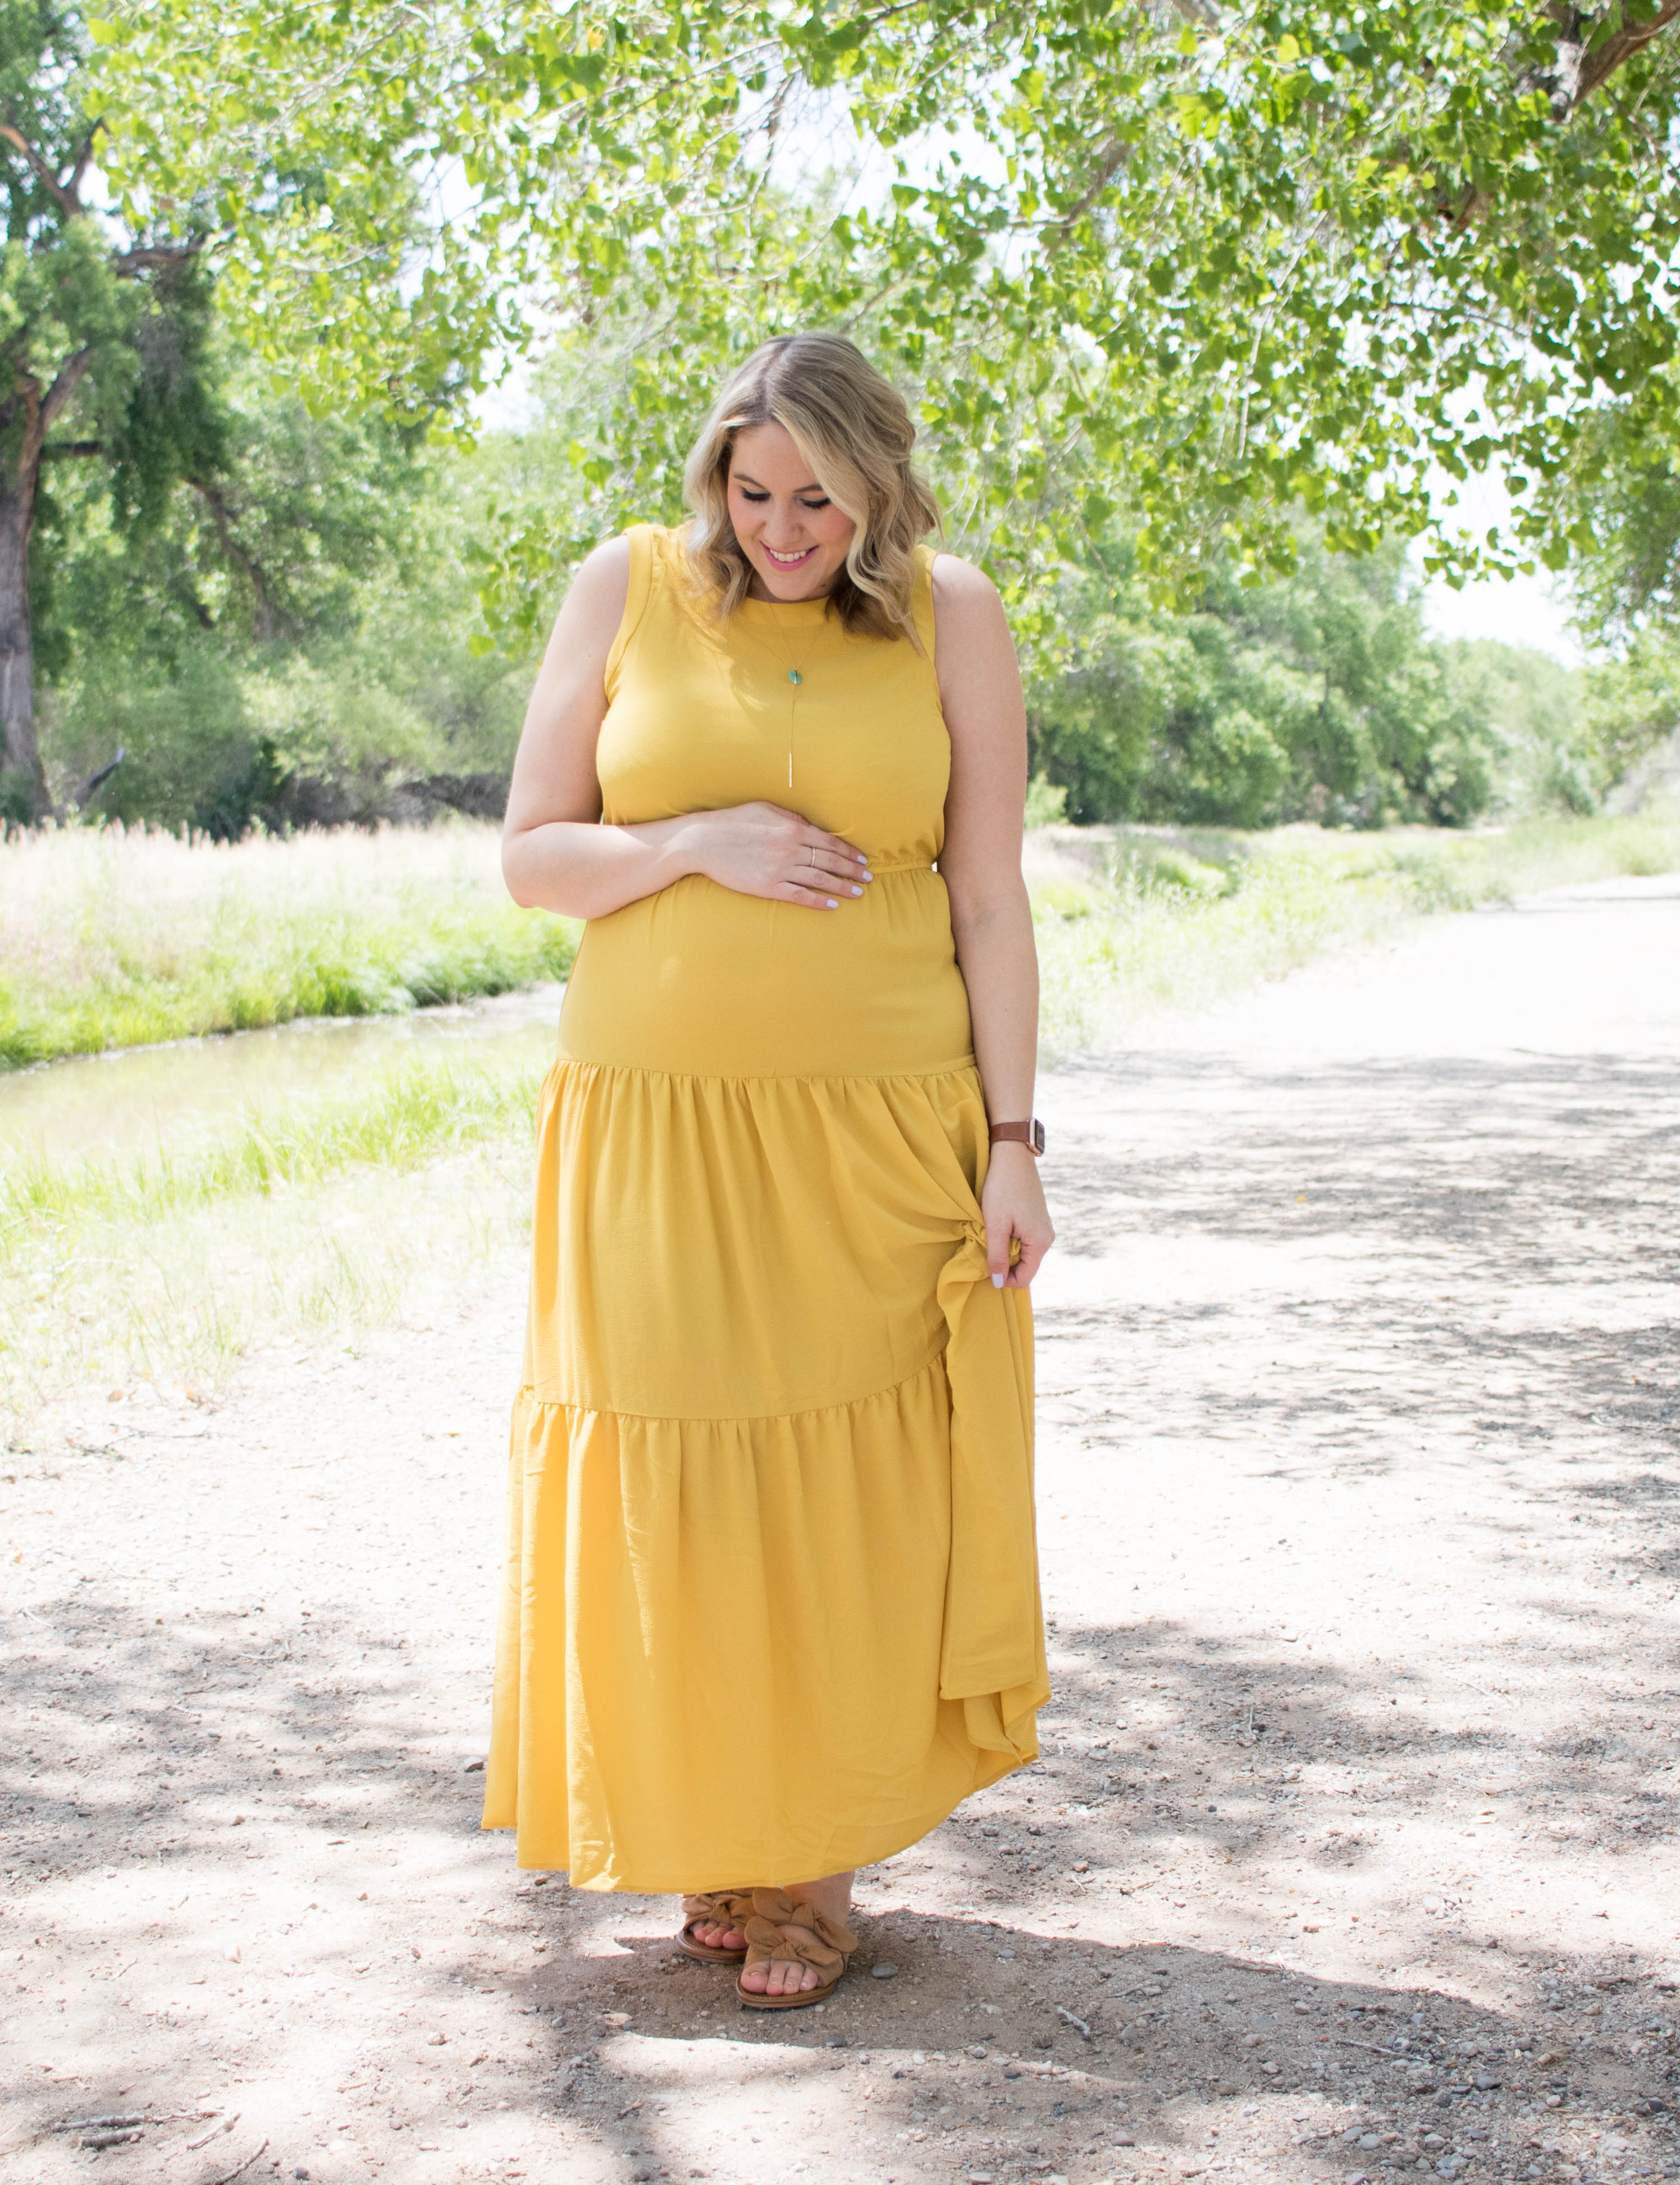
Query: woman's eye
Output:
[[797, 498, 830, 511], [737, 488, 770, 502]]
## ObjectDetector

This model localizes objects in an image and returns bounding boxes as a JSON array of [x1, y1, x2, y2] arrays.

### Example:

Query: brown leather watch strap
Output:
[[989, 1118, 1046, 1155]]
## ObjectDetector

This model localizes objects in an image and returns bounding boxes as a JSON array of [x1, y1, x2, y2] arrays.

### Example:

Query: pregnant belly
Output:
[[557, 865, 975, 1078]]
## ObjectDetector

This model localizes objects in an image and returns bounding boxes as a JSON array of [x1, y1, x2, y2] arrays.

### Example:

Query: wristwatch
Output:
[[989, 1118, 1046, 1155]]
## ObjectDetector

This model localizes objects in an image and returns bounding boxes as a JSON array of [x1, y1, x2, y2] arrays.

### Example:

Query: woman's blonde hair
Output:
[[681, 333, 940, 641]]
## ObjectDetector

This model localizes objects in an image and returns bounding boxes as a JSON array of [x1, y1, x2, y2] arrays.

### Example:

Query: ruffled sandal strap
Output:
[[739, 1887, 859, 1981], [681, 1889, 757, 1933]]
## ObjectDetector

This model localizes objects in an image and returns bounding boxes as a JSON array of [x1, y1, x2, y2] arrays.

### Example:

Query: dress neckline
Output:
[[736, 593, 834, 627]]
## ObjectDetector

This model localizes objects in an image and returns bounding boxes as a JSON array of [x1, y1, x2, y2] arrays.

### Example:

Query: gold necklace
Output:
[[751, 605, 806, 792]]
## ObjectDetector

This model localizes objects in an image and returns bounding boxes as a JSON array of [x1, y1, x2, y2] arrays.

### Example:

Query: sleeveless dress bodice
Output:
[[559, 524, 973, 1078]]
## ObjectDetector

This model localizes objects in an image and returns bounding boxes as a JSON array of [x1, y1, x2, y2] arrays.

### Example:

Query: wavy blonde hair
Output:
[[681, 333, 940, 641]]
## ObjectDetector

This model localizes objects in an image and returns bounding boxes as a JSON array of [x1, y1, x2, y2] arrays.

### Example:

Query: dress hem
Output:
[[481, 1741, 1034, 1891]]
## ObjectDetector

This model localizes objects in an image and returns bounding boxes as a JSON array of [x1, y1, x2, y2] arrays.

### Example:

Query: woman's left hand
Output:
[[981, 1142, 1055, 1290]]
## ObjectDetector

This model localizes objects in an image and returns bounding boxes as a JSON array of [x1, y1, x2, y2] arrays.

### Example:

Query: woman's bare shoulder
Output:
[[562, 533, 633, 643], [929, 551, 1007, 635]]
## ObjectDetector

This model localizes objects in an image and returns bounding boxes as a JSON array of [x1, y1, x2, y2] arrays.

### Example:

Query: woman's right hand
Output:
[[679, 802, 874, 909]]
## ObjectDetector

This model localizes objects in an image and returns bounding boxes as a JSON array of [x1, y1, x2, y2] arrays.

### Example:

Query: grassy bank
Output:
[[4, 804, 1678, 1429], [1, 1054, 544, 1425], [1032, 805, 1680, 1055], [0, 819, 578, 1069]]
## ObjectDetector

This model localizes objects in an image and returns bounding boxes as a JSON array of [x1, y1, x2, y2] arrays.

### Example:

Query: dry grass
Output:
[[1033, 804, 1680, 1057], [0, 819, 577, 1068]]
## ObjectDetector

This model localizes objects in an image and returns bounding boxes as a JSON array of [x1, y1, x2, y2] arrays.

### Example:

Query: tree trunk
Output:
[[0, 347, 94, 820], [0, 457, 42, 817]]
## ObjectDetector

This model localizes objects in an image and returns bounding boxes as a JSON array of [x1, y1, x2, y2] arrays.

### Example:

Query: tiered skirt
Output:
[[482, 891, 1047, 1890]]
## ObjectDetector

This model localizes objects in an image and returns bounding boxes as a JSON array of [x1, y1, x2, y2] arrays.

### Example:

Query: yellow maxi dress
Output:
[[482, 523, 1048, 1892]]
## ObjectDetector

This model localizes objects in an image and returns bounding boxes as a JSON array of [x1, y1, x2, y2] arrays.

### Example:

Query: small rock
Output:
[[873, 1963, 899, 1980], [294, 2172, 311, 2182], [1474, 2074, 1500, 2090], [427, 2032, 446, 2046], [968, 2044, 989, 2059], [463, 1758, 485, 1773], [1115, 2133, 1137, 2147], [1361, 2135, 1383, 2149], [222, 1943, 241, 1963]]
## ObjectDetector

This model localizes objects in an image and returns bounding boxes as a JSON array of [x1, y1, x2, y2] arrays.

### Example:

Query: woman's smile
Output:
[[727, 420, 857, 601]]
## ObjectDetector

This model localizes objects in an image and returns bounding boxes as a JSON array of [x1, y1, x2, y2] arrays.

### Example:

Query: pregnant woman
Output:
[[484, 331, 1053, 2010]]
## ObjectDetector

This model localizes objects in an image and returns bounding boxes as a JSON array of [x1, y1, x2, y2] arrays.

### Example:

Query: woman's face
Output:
[[725, 421, 856, 602]]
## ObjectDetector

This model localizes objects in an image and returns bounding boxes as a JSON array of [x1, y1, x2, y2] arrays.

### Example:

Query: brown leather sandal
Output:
[[677, 1890, 757, 1964], [734, 1887, 859, 2010]]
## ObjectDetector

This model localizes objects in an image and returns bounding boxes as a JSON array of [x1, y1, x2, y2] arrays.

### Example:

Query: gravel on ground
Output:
[[3, 874, 1679, 2185]]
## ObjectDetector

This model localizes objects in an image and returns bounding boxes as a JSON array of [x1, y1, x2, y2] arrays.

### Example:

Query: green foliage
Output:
[[1021, 775, 1067, 829], [1450, 640, 1594, 816], [35, 360, 541, 831], [1028, 533, 1497, 829], [96, 0, 1680, 617], [1581, 627, 1680, 793]]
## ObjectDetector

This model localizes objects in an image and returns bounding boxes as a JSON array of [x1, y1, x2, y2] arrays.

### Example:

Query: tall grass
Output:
[[1033, 805, 1680, 1057], [0, 819, 578, 1069], [1, 1055, 544, 1426], [4, 803, 1677, 1430]]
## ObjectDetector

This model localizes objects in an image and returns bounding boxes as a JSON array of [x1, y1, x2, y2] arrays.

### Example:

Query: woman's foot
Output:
[[737, 1871, 855, 1999], [679, 1890, 757, 1963], [690, 1910, 749, 1953]]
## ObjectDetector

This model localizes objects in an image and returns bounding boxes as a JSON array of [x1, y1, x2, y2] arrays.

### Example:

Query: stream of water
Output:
[[0, 984, 565, 1162]]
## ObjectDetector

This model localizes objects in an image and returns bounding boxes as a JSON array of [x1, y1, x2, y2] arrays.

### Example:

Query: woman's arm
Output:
[[933, 555, 1055, 1290], [502, 538, 872, 920]]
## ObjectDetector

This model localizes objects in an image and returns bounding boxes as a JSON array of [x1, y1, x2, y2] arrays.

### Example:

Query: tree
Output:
[[1028, 531, 1499, 828], [0, 1, 240, 816], [98, 0, 1680, 636]]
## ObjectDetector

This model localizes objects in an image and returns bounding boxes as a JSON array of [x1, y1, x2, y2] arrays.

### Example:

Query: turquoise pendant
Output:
[[788, 669, 802, 685]]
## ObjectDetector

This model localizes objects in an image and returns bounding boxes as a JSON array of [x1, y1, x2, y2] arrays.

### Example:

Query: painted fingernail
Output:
[[827, 898, 839, 909], [850, 885, 862, 897], [991, 1273, 1006, 1289]]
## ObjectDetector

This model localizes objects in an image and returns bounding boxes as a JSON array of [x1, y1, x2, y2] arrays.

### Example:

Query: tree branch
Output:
[[66, 125, 102, 205], [1574, 0, 1680, 104], [40, 349, 95, 436], [1043, 135, 1131, 245], [0, 119, 83, 217], [112, 240, 210, 273], [189, 477, 278, 643]]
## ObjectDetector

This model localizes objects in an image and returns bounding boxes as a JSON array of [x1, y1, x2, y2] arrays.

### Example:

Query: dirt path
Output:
[[5, 876, 1680, 2185]]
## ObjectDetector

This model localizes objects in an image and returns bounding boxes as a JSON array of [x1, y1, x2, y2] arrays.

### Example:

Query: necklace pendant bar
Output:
[[788, 669, 802, 685]]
